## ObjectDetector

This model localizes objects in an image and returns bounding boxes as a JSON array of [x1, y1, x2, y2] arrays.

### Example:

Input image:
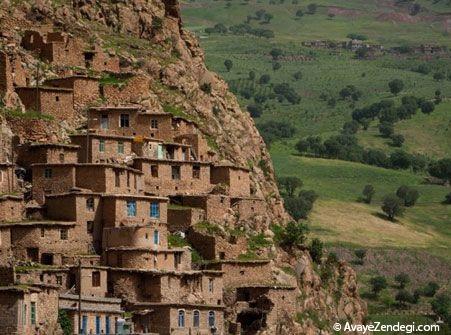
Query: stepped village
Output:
[[0, 26, 301, 335]]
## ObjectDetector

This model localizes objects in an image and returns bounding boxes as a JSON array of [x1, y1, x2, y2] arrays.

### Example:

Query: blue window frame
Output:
[[99, 139, 105, 152], [127, 200, 137, 217], [150, 202, 160, 218], [178, 310, 185, 328], [30, 302, 36, 325], [153, 230, 160, 245], [105, 316, 110, 335], [82, 315, 88, 335], [193, 310, 200, 328], [95, 315, 101, 334]]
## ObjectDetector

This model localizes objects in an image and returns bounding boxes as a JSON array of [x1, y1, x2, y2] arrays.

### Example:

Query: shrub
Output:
[[396, 290, 414, 306], [293, 71, 303, 80], [381, 194, 404, 221], [396, 185, 419, 207], [270, 48, 283, 59], [388, 79, 404, 95], [224, 59, 233, 72], [279, 221, 309, 247], [390, 150, 412, 169], [58, 310, 73, 335], [370, 276, 388, 296], [258, 74, 271, 84], [431, 294, 450, 321], [354, 249, 366, 265], [200, 82, 212, 94], [347, 33, 368, 41], [394, 273, 410, 289], [428, 158, 451, 183], [391, 134, 405, 147], [309, 238, 323, 263], [378, 122, 394, 138], [307, 3, 317, 14], [247, 104, 263, 118], [362, 184, 375, 204], [422, 281, 440, 297], [420, 101, 435, 114], [444, 192, 451, 204], [278, 176, 303, 197]]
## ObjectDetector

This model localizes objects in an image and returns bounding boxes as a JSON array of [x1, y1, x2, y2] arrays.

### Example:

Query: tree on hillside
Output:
[[263, 13, 274, 23], [296, 9, 304, 18], [396, 290, 414, 307], [354, 249, 366, 265], [395, 273, 410, 289], [278, 176, 303, 197], [378, 122, 394, 138], [270, 48, 283, 60], [258, 74, 271, 84], [422, 281, 440, 297], [388, 79, 404, 96], [246, 104, 263, 118], [362, 184, 375, 204], [293, 71, 303, 80], [431, 294, 450, 322], [280, 221, 309, 247], [249, 71, 256, 81], [396, 185, 419, 207], [444, 192, 451, 204], [391, 134, 405, 147], [224, 59, 233, 72], [307, 3, 317, 14], [390, 150, 412, 170], [381, 194, 404, 221], [272, 62, 281, 71], [370, 276, 388, 297], [433, 72, 446, 81], [420, 100, 435, 114], [429, 158, 451, 183]]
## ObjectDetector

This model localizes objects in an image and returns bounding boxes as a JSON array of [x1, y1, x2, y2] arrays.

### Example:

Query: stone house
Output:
[[31, 163, 143, 204], [131, 302, 224, 335], [88, 106, 174, 140], [43, 75, 100, 109], [134, 158, 211, 196], [0, 284, 60, 335], [174, 194, 231, 223], [70, 133, 135, 164], [167, 206, 205, 232], [101, 73, 150, 104], [59, 293, 124, 335], [15, 86, 75, 121], [21, 30, 85, 67], [83, 45, 120, 73], [0, 51, 28, 96], [17, 142, 79, 169], [230, 197, 266, 221], [211, 164, 251, 197], [188, 229, 248, 261], [174, 133, 215, 162]]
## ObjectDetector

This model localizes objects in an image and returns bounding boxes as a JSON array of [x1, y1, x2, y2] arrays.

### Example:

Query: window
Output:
[[44, 168, 52, 178], [22, 303, 27, 325], [86, 197, 95, 211], [55, 96, 59, 102], [92, 271, 101, 287], [59, 153, 65, 163], [150, 202, 160, 218], [193, 165, 200, 179], [87, 221, 94, 234], [118, 141, 124, 154], [208, 311, 216, 327], [126, 172, 130, 188], [178, 310, 185, 328], [150, 165, 158, 178], [171, 166, 181, 180], [208, 278, 214, 292], [120, 114, 130, 128], [115, 171, 120, 187], [193, 310, 200, 328], [95, 315, 101, 335], [127, 200, 137, 217], [153, 230, 160, 245], [82, 315, 88, 335], [101, 114, 109, 129], [60, 229, 68, 240], [105, 316, 110, 335], [151, 119, 159, 129], [56, 275, 63, 285], [30, 302, 36, 325], [40, 228, 45, 238], [99, 139, 105, 152]]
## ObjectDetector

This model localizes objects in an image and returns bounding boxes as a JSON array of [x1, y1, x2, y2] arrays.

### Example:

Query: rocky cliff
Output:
[[0, 0, 366, 333]]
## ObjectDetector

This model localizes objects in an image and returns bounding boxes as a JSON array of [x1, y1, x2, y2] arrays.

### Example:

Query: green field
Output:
[[182, 1, 451, 326]]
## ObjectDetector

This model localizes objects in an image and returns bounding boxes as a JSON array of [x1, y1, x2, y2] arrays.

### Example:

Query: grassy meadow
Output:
[[182, 0, 451, 326]]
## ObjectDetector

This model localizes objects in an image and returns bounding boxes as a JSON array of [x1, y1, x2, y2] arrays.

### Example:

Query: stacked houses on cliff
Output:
[[0, 28, 297, 334]]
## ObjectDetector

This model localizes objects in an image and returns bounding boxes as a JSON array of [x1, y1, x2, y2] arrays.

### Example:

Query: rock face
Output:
[[0, 0, 367, 333]]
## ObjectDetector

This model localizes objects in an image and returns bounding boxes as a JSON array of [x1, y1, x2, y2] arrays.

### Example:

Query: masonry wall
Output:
[[188, 230, 247, 260], [44, 77, 100, 108], [211, 166, 250, 197], [16, 269, 70, 290], [0, 51, 12, 94], [0, 228, 12, 265], [105, 249, 190, 271], [32, 165, 76, 204], [231, 198, 266, 221], [103, 224, 168, 249], [17, 145, 78, 168], [0, 197, 24, 222], [101, 74, 150, 105], [137, 160, 211, 196], [0, 291, 21, 335], [0, 164, 17, 194], [174, 133, 210, 162], [209, 262, 273, 288], [179, 195, 230, 223], [167, 207, 205, 232]]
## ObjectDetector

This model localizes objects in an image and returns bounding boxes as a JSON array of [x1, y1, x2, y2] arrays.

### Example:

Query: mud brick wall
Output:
[[179, 195, 231, 223], [0, 197, 24, 222], [231, 198, 266, 221], [101, 196, 167, 228], [102, 223, 169, 249], [102, 74, 150, 105], [16, 269, 69, 290], [211, 166, 250, 198], [0, 291, 21, 334], [188, 230, 247, 260], [174, 133, 210, 162], [32, 165, 76, 204], [209, 261, 273, 288], [0, 228, 12, 266], [4, 116, 60, 143], [17, 145, 78, 168], [0, 164, 17, 194], [44, 77, 100, 109], [137, 160, 211, 196], [0, 51, 12, 94], [105, 249, 190, 271]]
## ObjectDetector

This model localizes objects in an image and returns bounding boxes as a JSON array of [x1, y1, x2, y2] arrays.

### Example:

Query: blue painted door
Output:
[[105, 316, 110, 335], [95, 315, 101, 334], [82, 315, 88, 335]]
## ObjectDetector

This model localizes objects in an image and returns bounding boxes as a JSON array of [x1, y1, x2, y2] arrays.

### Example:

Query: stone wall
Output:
[[211, 166, 251, 197], [188, 229, 247, 260], [0, 196, 24, 222], [44, 76, 100, 109], [167, 207, 205, 232], [208, 261, 273, 288], [101, 74, 150, 105]]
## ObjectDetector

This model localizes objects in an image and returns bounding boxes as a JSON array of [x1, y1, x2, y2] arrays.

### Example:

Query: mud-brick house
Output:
[[174, 133, 216, 162], [0, 162, 18, 194], [234, 285, 297, 333], [43, 75, 100, 109], [15, 86, 75, 121], [0, 195, 24, 222], [172, 194, 231, 223], [31, 163, 143, 204], [88, 106, 174, 140], [187, 228, 248, 261], [17, 142, 79, 169], [134, 157, 211, 196], [0, 50, 28, 95], [83, 45, 120, 73], [21, 30, 85, 67], [0, 284, 60, 335], [59, 293, 124, 335], [4, 220, 91, 266], [131, 302, 224, 335], [211, 164, 251, 197], [167, 205, 205, 233], [70, 133, 136, 164]]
